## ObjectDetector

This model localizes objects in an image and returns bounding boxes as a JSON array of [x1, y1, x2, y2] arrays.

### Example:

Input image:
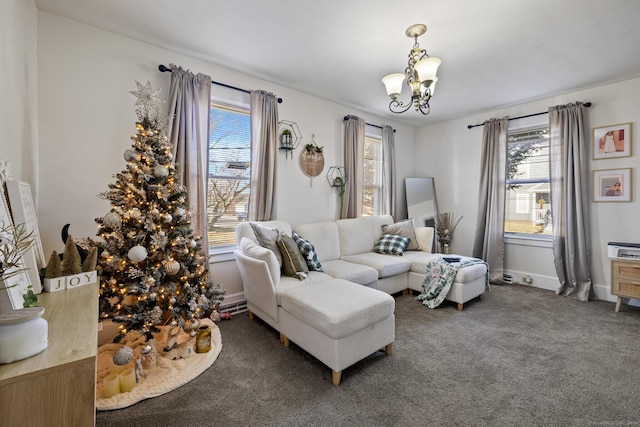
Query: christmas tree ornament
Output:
[[182, 318, 200, 336], [164, 259, 180, 275], [102, 212, 122, 228], [127, 245, 148, 262], [129, 80, 161, 111], [173, 207, 185, 217], [163, 213, 173, 223], [153, 165, 169, 178], [123, 149, 138, 162], [141, 344, 157, 370], [113, 345, 134, 366]]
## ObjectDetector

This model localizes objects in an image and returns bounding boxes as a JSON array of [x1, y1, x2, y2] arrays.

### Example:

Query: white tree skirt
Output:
[[96, 318, 222, 411]]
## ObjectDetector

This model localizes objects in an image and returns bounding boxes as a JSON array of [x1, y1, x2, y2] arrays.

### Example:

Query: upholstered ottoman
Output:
[[405, 254, 488, 310], [276, 278, 395, 385]]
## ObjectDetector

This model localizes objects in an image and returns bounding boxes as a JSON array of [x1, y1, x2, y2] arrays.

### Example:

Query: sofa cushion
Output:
[[239, 237, 280, 289], [382, 219, 420, 251], [320, 259, 378, 286], [336, 215, 393, 256], [341, 252, 411, 278], [250, 223, 282, 267], [278, 278, 395, 340], [373, 234, 410, 256], [276, 272, 334, 304], [237, 221, 292, 243], [277, 232, 309, 280], [293, 221, 341, 262], [292, 231, 323, 271], [414, 226, 434, 253]]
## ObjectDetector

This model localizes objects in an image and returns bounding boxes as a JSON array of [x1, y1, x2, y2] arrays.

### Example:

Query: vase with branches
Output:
[[0, 221, 38, 307], [434, 212, 462, 254]]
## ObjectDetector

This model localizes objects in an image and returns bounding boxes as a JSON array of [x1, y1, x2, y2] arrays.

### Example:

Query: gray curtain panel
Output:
[[167, 64, 212, 252], [248, 90, 279, 222], [472, 117, 508, 283], [382, 125, 396, 220], [549, 102, 592, 301], [341, 115, 365, 219]]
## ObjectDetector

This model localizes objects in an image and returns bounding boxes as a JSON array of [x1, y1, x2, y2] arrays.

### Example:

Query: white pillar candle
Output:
[[108, 360, 128, 375], [119, 368, 137, 393], [103, 374, 121, 398]]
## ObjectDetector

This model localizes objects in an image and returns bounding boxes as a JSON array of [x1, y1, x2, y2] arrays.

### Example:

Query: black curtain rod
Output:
[[466, 101, 592, 129], [343, 116, 396, 133], [158, 64, 283, 103]]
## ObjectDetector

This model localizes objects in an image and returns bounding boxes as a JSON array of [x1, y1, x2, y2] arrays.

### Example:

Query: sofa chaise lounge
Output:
[[234, 215, 488, 384]]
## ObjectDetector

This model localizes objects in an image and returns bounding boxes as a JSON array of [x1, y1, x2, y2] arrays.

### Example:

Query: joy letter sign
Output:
[[43, 270, 97, 292]]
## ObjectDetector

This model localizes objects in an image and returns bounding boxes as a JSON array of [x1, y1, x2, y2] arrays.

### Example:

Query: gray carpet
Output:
[[96, 284, 640, 427]]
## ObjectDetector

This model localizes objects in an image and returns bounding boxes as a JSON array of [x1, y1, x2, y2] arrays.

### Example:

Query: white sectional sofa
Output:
[[234, 215, 488, 385]]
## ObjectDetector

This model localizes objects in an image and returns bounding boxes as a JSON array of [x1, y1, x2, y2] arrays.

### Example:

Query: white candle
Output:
[[103, 374, 121, 398], [119, 368, 137, 393], [108, 359, 128, 375]]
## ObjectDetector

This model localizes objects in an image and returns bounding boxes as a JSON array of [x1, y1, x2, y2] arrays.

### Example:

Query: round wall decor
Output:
[[299, 134, 324, 177]]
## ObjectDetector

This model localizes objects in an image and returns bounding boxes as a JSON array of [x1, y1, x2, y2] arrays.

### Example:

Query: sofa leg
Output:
[[385, 343, 393, 356], [280, 333, 290, 347], [248, 310, 254, 320], [457, 303, 464, 311], [332, 370, 342, 386]]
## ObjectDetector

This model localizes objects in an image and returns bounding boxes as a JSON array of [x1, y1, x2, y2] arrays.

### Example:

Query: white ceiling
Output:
[[35, 0, 640, 127]]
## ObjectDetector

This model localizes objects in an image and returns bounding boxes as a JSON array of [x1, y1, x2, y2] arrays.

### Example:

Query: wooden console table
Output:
[[0, 283, 99, 427], [611, 259, 640, 312]]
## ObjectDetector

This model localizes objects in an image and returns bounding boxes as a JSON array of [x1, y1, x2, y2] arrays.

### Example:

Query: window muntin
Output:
[[207, 100, 251, 249], [505, 126, 552, 236]]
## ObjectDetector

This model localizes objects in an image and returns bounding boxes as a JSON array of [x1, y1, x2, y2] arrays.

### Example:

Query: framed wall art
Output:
[[5, 179, 45, 293], [593, 168, 632, 202], [593, 123, 632, 159]]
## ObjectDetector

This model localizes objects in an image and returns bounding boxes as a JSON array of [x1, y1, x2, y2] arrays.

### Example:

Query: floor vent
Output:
[[220, 300, 248, 315], [502, 273, 514, 284]]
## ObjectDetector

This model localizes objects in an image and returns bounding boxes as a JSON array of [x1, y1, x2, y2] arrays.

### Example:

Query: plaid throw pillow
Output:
[[292, 231, 323, 271], [373, 234, 409, 256]]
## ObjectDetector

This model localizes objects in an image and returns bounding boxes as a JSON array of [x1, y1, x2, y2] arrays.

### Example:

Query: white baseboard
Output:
[[504, 269, 640, 307]]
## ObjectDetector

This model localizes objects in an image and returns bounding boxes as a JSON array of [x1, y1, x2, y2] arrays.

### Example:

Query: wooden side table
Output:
[[0, 283, 99, 427], [611, 259, 640, 312]]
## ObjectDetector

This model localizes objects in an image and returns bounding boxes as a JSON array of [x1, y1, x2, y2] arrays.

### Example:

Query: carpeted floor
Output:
[[96, 284, 640, 427]]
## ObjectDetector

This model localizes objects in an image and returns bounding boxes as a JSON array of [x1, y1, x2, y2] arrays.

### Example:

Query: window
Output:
[[363, 133, 382, 216], [207, 94, 251, 249], [505, 126, 552, 237]]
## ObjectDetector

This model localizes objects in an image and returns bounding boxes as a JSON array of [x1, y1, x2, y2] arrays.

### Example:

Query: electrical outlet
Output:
[[521, 275, 533, 284]]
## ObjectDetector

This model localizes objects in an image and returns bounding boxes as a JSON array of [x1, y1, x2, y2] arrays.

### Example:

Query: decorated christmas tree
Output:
[[96, 81, 224, 342]]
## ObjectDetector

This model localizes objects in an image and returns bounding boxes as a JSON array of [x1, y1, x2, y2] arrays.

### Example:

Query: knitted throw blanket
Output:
[[416, 257, 488, 309]]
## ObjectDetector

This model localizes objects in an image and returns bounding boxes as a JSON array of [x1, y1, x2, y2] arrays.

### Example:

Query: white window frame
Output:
[[207, 88, 251, 256], [504, 125, 553, 245], [363, 129, 383, 216]]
